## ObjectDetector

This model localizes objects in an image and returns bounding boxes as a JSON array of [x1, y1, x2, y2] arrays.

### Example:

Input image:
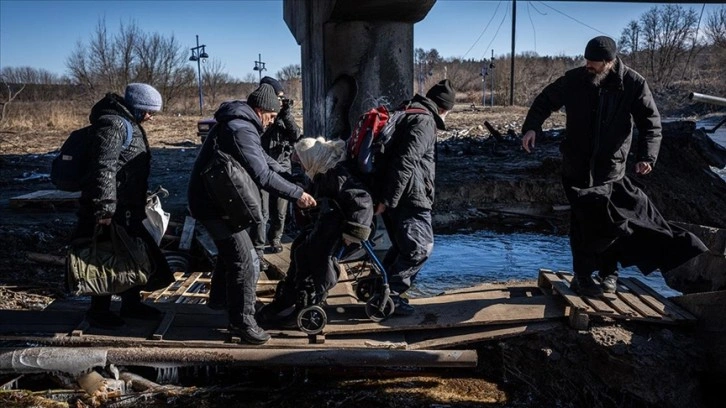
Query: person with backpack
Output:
[[72, 83, 174, 328], [187, 83, 316, 345], [256, 136, 374, 327], [249, 76, 301, 273], [374, 79, 456, 316]]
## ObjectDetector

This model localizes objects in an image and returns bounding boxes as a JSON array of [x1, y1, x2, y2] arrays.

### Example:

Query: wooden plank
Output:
[[540, 271, 595, 312], [9, 190, 80, 208], [169, 272, 203, 303], [151, 311, 176, 340], [178, 216, 196, 251], [406, 321, 562, 350], [620, 278, 695, 321], [613, 285, 665, 320], [323, 291, 566, 335]]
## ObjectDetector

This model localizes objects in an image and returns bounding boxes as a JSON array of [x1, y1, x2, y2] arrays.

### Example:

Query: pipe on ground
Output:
[[0, 347, 477, 374]]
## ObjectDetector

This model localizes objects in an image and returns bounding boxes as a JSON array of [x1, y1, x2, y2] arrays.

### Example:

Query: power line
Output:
[[527, 2, 537, 52], [536, 1, 609, 36], [482, 0, 511, 59], [463, 1, 504, 59]]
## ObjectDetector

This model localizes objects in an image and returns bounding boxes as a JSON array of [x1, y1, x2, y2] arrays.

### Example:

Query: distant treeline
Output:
[[1, 4, 724, 118]]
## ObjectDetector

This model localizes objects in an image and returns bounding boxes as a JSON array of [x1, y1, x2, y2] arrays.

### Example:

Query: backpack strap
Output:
[[119, 117, 133, 150]]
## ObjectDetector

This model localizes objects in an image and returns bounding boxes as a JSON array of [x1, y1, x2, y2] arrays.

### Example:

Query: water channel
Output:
[[415, 116, 725, 299]]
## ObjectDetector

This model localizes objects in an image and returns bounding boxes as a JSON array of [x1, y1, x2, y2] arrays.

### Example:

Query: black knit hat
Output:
[[247, 83, 280, 112], [260, 76, 284, 95], [585, 36, 617, 61], [426, 79, 456, 111]]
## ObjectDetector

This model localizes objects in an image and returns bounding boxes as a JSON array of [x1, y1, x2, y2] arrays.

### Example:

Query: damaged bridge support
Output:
[[283, 0, 436, 139]]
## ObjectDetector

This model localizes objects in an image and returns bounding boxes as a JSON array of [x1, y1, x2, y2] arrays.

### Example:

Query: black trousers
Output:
[[381, 206, 434, 294], [201, 219, 260, 328]]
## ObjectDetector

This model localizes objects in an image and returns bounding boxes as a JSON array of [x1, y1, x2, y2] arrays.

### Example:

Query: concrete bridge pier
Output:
[[283, 0, 436, 140]]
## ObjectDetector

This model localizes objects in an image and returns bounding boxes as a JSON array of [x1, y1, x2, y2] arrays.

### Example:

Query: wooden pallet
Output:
[[9, 190, 80, 208], [538, 269, 697, 330]]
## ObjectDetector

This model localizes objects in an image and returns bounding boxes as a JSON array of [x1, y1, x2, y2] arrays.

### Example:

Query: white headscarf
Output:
[[294, 136, 347, 179]]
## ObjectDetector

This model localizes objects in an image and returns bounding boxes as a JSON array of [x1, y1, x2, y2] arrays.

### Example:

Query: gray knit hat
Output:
[[124, 83, 163, 112], [247, 83, 281, 112]]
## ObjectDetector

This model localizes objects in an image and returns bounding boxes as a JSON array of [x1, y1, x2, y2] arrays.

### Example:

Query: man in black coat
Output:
[[522, 36, 707, 296], [250, 76, 301, 268], [188, 84, 316, 344], [375, 79, 455, 315], [75, 83, 174, 328]]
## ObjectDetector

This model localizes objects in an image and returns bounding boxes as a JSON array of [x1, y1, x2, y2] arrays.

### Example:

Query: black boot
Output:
[[86, 295, 125, 328], [118, 287, 162, 320], [570, 274, 603, 297], [229, 319, 271, 345]]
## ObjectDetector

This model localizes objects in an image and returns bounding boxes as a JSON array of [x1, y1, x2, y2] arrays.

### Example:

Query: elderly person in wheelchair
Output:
[[256, 137, 375, 331]]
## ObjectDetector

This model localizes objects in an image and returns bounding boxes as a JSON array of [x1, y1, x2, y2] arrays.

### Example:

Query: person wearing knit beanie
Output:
[[260, 76, 284, 96], [247, 83, 281, 113], [124, 83, 163, 112], [425, 79, 456, 112], [521, 35, 708, 298], [585, 36, 617, 62]]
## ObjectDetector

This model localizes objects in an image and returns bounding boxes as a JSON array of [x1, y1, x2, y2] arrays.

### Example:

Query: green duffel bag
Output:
[[66, 224, 151, 296]]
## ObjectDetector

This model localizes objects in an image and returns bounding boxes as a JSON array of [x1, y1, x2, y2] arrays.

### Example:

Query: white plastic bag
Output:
[[143, 191, 170, 246]]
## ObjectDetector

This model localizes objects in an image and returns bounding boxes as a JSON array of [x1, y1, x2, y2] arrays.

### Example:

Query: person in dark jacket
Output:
[[521, 36, 707, 296], [250, 76, 301, 271], [187, 83, 316, 345], [74, 83, 174, 328], [257, 137, 373, 327], [374, 79, 455, 316]]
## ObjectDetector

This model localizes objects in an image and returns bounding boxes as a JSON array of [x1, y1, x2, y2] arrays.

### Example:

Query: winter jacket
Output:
[[188, 100, 304, 221], [79, 93, 150, 224], [261, 104, 300, 172], [309, 163, 374, 242], [522, 57, 661, 187], [379, 94, 445, 210]]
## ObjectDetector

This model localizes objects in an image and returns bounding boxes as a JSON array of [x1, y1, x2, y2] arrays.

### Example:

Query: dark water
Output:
[[413, 117, 725, 299], [413, 227, 679, 298]]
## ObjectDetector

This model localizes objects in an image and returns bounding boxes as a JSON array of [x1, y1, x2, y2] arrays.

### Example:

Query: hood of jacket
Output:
[[89, 93, 135, 124], [408, 94, 446, 130], [214, 100, 263, 132]]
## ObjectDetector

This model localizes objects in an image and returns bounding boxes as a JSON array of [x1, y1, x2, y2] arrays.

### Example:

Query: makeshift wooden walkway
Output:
[[0, 245, 697, 371]]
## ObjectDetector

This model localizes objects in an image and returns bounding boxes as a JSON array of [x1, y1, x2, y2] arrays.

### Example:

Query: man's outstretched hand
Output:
[[522, 130, 536, 153]]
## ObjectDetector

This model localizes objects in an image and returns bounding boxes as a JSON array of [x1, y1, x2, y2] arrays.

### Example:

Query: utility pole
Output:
[[188, 34, 209, 115], [490, 50, 495, 107], [480, 64, 487, 106], [510, 0, 516, 106], [253, 54, 266, 82]]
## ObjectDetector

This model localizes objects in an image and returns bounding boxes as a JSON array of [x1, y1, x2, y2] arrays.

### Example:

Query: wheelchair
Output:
[[294, 239, 396, 335]]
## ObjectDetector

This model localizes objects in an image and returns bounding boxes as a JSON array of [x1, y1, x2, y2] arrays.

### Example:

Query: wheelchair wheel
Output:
[[297, 305, 327, 335], [365, 294, 395, 322], [355, 276, 381, 302]]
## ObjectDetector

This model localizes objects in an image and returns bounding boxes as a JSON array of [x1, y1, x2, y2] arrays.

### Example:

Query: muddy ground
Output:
[[1, 106, 725, 407]]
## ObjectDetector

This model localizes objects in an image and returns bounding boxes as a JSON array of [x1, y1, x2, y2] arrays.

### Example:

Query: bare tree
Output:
[[638, 5, 699, 87], [203, 58, 233, 107], [704, 7, 726, 48], [0, 77, 25, 123], [276, 64, 301, 81]]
